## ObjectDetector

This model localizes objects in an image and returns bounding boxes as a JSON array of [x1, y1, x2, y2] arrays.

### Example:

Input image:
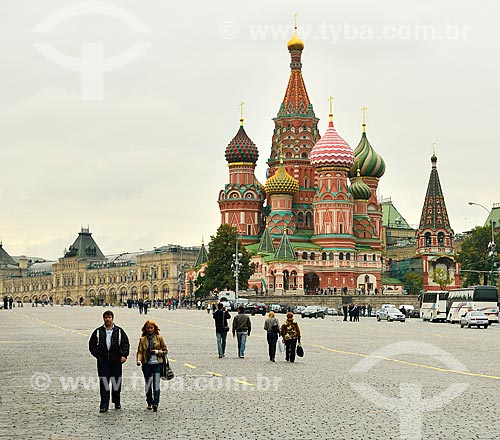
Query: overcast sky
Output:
[[0, 0, 498, 260]]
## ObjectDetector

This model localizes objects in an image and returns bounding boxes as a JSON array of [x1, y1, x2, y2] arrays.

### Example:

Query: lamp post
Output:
[[468, 201, 497, 286], [231, 240, 243, 300]]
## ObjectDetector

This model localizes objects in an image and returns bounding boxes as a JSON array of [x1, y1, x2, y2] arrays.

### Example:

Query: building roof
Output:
[[257, 227, 275, 253], [193, 242, 208, 268], [273, 233, 297, 261], [264, 158, 299, 195], [381, 198, 413, 229], [485, 203, 500, 229], [0, 244, 18, 267], [225, 120, 259, 164], [349, 131, 385, 179], [310, 119, 354, 169], [63, 228, 106, 260]]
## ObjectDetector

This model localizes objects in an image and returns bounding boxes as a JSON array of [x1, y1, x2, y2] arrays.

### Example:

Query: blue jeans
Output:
[[142, 363, 161, 405], [236, 332, 248, 357], [216, 331, 228, 356]]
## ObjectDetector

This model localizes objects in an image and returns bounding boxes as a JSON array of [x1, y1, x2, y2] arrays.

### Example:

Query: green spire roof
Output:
[[258, 227, 275, 253], [274, 233, 297, 260], [64, 228, 105, 260], [349, 132, 385, 179], [0, 243, 18, 267], [193, 242, 208, 267], [381, 199, 412, 229]]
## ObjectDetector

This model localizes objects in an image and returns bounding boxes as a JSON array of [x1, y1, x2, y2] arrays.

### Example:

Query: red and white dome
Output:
[[310, 120, 354, 169]]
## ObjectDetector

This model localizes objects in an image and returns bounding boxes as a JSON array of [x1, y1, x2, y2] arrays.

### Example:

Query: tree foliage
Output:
[[403, 272, 423, 295], [432, 267, 452, 290], [457, 226, 499, 286], [194, 224, 254, 295]]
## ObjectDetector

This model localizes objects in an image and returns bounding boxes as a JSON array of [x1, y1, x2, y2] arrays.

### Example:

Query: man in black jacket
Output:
[[212, 303, 231, 358], [88, 310, 130, 413]]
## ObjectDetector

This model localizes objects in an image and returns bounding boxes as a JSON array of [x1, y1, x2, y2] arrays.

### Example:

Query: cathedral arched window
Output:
[[438, 232, 445, 245], [321, 252, 327, 261], [298, 212, 304, 223], [373, 254, 377, 261], [425, 232, 432, 246], [339, 253, 344, 261], [306, 212, 312, 227], [346, 253, 351, 261], [363, 254, 367, 261], [302, 252, 307, 260], [310, 252, 315, 261], [329, 252, 334, 260]]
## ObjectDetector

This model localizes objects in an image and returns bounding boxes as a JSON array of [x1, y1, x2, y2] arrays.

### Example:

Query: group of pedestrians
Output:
[[342, 303, 372, 321], [212, 305, 301, 363], [88, 311, 168, 413]]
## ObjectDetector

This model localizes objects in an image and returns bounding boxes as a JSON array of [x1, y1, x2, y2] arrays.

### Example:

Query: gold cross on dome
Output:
[[361, 106, 368, 132], [239, 101, 244, 119], [293, 13, 298, 30]]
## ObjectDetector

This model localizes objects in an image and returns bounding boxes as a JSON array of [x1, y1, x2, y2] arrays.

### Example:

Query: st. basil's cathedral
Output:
[[189, 24, 461, 295]]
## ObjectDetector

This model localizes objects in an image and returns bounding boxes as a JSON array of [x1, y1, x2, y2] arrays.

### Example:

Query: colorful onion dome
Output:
[[310, 118, 354, 169], [350, 169, 372, 200], [264, 158, 299, 195], [225, 119, 259, 164], [287, 30, 304, 51], [349, 131, 385, 178]]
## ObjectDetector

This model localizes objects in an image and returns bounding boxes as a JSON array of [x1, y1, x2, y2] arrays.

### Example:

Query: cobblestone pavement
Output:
[[0, 306, 499, 440]]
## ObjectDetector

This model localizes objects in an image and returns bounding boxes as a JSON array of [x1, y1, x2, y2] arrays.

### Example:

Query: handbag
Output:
[[296, 343, 304, 357], [161, 355, 175, 381], [278, 337, 285, 353]]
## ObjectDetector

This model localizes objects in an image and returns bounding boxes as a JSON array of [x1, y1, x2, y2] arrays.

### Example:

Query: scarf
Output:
[[145, 333, 155, 363]]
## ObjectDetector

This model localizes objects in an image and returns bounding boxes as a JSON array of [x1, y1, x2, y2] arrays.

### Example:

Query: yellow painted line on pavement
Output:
[[18, 313, 90, 337], [206, 372, 223, 377], [183, 363, 197, 369], [312, 344, 500, 381], [233, 379, 254, 386]]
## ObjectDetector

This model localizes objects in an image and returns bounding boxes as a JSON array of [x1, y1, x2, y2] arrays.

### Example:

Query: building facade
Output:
[[0, 228, 199, 305]]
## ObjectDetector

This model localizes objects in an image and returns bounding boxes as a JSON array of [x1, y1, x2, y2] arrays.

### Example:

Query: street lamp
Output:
[[231, 240, 243, 300], [468, 201, 497, 286]]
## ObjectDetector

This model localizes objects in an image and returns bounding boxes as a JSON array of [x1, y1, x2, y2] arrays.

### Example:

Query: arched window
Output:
[[321, 252, 327, 261], [302, 252, 308, 260], [346, 253, 351, 261], [339, 252, 344, 261], [438, 232, 445, 245], [363, 254, 367, 261], [329, 252, 334, 260], [373, 254, 377, 261], [310, 252, 315, 261], [298, 212, 304, 223], [306, 212, 312, 227], [425, 232, 432, 246]]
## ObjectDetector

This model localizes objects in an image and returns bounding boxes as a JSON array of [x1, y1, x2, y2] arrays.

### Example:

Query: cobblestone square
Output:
[[0, 306, 499, 440]]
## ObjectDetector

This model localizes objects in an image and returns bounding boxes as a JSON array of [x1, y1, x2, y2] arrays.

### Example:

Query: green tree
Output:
[[432, 267, 451, 290], [403, 272, 423, 294], [458, 226, 499, 286], [194, 224, 254, 294]]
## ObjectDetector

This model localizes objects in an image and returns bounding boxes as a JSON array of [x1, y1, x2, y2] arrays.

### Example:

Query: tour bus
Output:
[[419, 290, 449, 322], [446, 286, 499, 324]]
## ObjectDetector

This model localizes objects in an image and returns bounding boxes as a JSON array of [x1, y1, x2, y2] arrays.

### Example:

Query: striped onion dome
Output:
[[350, 170, 372, 200], [225, 121, 259, 164], [264, 159, 299, 195], [310, 119, 354, 169], [349, 132, 385, 178]]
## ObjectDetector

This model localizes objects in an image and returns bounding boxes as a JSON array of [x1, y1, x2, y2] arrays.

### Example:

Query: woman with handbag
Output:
[[280, 312, 301, 363], [264, 311, 280, 362], [136, 320, 168, 411]]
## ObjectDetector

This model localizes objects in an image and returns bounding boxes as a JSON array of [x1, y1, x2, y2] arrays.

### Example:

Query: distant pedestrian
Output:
[[232, 306, 251, 358], [213, 303, 231, 358], [143, 300, 148, 315], [8, 297, 13, 309], [136, 320, 168, 412], [342, 304, 348, 321], [367, 304, 372, 317], [280, 312, 301, 363], [138, 299, 144, 314], [3, 296, 7, 310], [264, 311, 280, 362], [88, 310, 130, 413]]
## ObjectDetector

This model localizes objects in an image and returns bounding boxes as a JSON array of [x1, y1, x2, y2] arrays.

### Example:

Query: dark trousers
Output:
[[285, 338, 297, 363], [97, 359, 122, 409], [267, 332, 278, 360], [343, 308, 348, 321], [142, 363, 162, 405]]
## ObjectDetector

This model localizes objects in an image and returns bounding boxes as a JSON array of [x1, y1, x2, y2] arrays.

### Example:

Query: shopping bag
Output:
[[278, 337, 285, 353], [296, 343, 304, 357]]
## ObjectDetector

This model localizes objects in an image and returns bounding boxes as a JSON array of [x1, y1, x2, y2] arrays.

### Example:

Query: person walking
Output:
[[264, 311, 280, 362], [136, 320, 168, 412], [280, 312, 301, 363], [3, 296, 8, 310], [143, 300, 149, 315], [138, 299, 144, 314], [88, 310, 130, 413], [342, 304, 348, 321], [232, 306, 251, 358], [213, 303, 231, 358]]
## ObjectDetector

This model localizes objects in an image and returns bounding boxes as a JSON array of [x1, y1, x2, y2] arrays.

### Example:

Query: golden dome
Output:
[[287, 31, 304, 51], [264, 160, 299, 195]]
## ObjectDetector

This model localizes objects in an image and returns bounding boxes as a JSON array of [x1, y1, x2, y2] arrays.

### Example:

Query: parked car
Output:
[[460, 311, 489, 329], [292, 305, 305, 315], [243, 302, 268, 316], [268, 304, 282, 313], [301, 306, 325, 319], [326, 307, 339, 316], [408, 308, 421, 318], [377, 307, 406, 322]]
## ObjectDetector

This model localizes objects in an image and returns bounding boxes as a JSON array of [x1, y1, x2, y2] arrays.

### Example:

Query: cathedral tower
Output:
[[416, 152, 460, 290]]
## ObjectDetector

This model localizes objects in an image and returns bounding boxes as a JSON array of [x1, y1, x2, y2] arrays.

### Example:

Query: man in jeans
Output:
[[212, 303, 231, 358], [232, 305, 251, 358]]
